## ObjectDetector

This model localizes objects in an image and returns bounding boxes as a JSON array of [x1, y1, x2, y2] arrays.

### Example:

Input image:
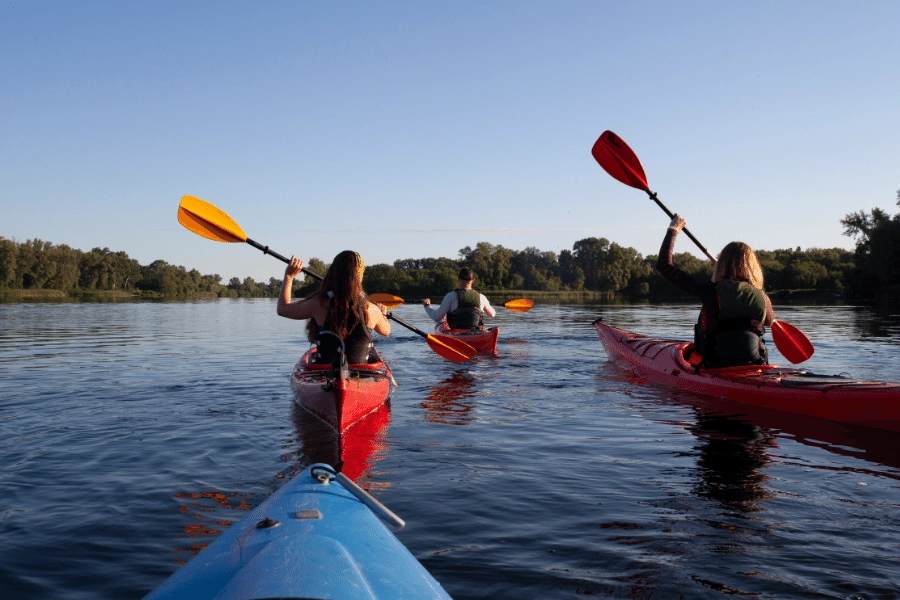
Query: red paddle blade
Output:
[[425, 334, 477, 363], [591, 130, 649, 191], [771, 320, 814, 364]]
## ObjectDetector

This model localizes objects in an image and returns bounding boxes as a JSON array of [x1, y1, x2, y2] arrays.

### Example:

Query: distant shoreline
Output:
[[0, 287, 851, 305]]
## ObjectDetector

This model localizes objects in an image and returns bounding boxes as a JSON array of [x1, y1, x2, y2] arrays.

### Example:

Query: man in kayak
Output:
[[423, 267, 497, 330], [657, 215, 774, 368], [277, 250, 390, 364]]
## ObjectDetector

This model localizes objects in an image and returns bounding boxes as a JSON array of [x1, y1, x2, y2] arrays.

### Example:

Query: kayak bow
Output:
[[145, 463, 452, 600]]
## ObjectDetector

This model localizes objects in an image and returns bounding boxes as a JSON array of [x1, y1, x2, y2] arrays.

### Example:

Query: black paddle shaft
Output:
[[245, 238, 324, 281], [386, 313, 428, 339], [645, 190, 717, 263]]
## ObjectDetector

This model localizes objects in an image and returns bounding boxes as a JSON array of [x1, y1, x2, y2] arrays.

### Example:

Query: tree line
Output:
[[840, 190, 900, 302], [0, 239, 283, 298], [2, 190, 897, 303]]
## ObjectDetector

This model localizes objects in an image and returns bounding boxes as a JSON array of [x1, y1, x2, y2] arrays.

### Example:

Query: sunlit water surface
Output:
[[1, 300, 899, 599]]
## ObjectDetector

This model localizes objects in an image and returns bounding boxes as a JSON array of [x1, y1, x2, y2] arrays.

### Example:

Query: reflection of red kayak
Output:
[[292, 402, 390, 481], [436, 321, 499, 356], [595, 320, 900, 432], [290, 348, 394, 433]]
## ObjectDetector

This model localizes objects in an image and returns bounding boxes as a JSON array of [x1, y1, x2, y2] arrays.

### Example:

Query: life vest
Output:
[[694, 280, 768, 367], [446, 288, 484, 329]]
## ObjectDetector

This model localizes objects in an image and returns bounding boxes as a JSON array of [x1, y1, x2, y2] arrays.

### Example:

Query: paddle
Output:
[[177, 195, 476, 363], [178, 195, 325, 281], [385, 313, 477, 363], [591, 131, 815, 364], [504, 298, 534, 313], [368, 293, 404, 310], [372, 293, 534, 314]]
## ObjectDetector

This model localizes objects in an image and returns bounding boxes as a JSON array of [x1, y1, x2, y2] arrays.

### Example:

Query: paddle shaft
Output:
[[644, 190, 716, 263], [385, 313, 430, 339], [245, 238, 323, 281]]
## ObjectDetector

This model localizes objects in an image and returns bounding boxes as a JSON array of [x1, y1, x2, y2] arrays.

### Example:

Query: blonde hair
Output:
[[712, 242, 764, 289]]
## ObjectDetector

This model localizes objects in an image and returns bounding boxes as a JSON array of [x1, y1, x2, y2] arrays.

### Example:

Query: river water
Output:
[[1, 300, 899, 599]]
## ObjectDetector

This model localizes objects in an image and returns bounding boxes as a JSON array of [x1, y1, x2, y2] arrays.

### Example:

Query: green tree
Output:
[[842, 189, 900, 300], [459, 243, 515, 290], [0, 238, 18, 288]]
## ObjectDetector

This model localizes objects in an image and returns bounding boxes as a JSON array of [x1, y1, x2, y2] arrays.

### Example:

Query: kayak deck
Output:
[[145, 464, 452, 600], [594, 319, 900, 432]]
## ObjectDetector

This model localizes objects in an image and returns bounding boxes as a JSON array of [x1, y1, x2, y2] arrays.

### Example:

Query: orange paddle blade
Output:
[[504, 298, 534, 313], [178, 195, 248, 243], [369, 293, 404, 310], [425, 334, 477, 363], [771, 320, 814, 364]]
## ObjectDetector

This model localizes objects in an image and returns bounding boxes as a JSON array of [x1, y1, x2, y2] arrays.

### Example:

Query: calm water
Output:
[[2, 300, 900, 599]]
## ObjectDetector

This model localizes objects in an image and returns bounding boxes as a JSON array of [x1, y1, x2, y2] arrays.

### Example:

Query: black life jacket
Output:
[[694, 280, 768, 368], [321, 302, 372, 364], [446, 288, 484, 329]]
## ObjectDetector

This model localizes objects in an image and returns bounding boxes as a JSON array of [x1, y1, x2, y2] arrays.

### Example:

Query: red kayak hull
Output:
[[290, 348, 394, 433], [436, 321, 500, 356], [595, 320, 900, 432]]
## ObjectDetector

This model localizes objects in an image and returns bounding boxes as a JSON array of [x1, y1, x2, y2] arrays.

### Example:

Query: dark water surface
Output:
[[2, 301, 900, 599]]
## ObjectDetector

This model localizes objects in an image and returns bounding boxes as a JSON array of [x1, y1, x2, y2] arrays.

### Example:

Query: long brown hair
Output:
[[713, 242, 765, 289], [306, 250, 367, 343]]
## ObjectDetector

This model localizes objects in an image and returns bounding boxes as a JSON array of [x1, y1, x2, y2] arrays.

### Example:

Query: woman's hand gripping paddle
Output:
[[177, 196, 476, 363], [590, 132, 814, 364]]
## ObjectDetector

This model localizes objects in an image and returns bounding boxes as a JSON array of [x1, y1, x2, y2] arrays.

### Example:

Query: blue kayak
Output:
[[145, 464, 452, 600]]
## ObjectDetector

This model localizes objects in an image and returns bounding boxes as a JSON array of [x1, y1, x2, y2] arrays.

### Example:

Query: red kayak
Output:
[[290, 347, 394, 433], [436, 320, 500, 356], [595, 319, 900, 432]]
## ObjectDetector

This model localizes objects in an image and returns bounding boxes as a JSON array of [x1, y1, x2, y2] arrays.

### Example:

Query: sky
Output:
[[2, 1, 899, 282]]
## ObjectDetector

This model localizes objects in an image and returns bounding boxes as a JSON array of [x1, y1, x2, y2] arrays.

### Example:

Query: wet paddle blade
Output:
[[369, 293, 404, 310], [771, 320, 814, 364], [591, 130, 649, 191], [425, 334, 477, 363], [178, 195, 248, 243], [504, 298, 534, 313]]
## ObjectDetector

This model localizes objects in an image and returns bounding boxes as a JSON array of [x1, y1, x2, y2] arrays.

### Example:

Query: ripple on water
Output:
[[0, 301, 899, 598]]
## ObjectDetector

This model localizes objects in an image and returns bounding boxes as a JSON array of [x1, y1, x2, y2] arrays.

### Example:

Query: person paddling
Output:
[[658, 215, 774, 368], [423, 267, 497, 330], [277, 250, 390, 364]]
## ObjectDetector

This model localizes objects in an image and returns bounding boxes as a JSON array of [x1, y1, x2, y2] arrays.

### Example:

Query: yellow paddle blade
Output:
[[504, 298, 534, 313], [425, 334, 477, 363], [177, 195, 248, 243], [369, 293, 404, 310]]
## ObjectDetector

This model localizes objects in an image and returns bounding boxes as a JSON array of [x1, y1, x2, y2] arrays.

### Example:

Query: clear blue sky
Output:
[[2, 1, 899, 282]]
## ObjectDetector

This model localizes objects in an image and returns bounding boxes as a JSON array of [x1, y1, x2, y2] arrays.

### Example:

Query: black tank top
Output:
[[323, 303, 372, 364]]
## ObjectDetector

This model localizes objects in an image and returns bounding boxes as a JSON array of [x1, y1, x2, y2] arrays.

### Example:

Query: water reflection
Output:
[[421, 372, 478, 426], [851, 306, 900, 340], [687, 412, 774, 512], [291, 402, 391, 482], [650, 388, 900, 485]]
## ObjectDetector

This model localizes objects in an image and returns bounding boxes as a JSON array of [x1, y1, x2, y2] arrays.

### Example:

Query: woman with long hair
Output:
[[277, 250, 389, 364], [657, 214, 774, 367]]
